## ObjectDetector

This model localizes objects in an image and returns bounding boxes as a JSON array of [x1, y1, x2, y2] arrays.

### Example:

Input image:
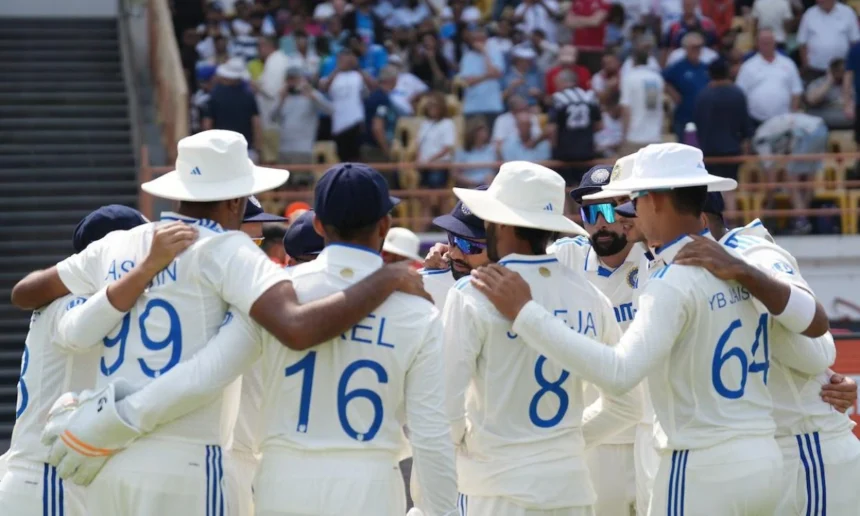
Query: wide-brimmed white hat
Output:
[[453, 161, 587, 235], [215, 57, 250, 80], [602, 143, 737, 194], [141, 130, 290, 202], [382, 227, 423, 262], [582, 151, 638, 201]]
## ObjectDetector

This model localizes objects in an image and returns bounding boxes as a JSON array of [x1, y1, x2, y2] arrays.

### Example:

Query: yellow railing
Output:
[[148, 0, 188, 162]]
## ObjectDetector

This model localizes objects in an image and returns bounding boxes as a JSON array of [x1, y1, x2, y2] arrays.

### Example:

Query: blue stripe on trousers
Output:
[[804, 434, 820, 514], [668, 451, 677, 516], [668, 450, 688, 516], [797, 434, 814, 516], [42, 463, 48, 516], [812, 432, 827, 516], [206, 446, 212, 516]]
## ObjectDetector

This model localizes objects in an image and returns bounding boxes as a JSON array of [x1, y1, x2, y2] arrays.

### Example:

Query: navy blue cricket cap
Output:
[[569, 164, 614, 203], [73, 205, 149, 253], [243, 195, 288, 223], [432, 185, 488, 240], [314, 163, 400, 230], [703, 192, 725, 218], [283, 210, 324, 258], [615, 201, 636, 218]]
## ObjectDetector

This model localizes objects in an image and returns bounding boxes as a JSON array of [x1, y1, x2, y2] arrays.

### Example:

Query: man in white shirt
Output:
[[548, 161, 652, 516], [472, 144, 790, 515], [444, 161, 643, 516], [751, 0, 793, 47], [619, 47, 664, 156], [798, 0, 860, 78], [11, 131, 431, 515], [491, 95, 542, 145], [320, 49, 373, 162], [254, 36, 290, 164], [736, 29, 803, 127]]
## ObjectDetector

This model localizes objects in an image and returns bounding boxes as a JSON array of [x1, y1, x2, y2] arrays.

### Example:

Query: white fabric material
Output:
[[453, 161, 587, 235], [417, 118, 457, 162], [633, 422, 659, 516], [619, 66, 664, 145], [390, 73, 429, 115], [620, 55, 661, 77], [442, 254, 642, 508], [735, 53, 802, 122], [665, 46, 719, 67], [797, 3, 860, 71], [141, 131, 289, 202], [419, 269, 456, 312], [774, 283, 817, 334], [383, 227, 423, 261], [513, 0, 561, 42], [227, 449, 258, 516], [256, 51, 290, 130], [232, 360, 264, 455], [462, 495, 596, 515], [329, 71, 366, 135], [751, 0, 793, 43], [605, 142, 737, 193], [0, 460, 86, 516], [491, 112, 541, 144], [584, 443, 636, 516]]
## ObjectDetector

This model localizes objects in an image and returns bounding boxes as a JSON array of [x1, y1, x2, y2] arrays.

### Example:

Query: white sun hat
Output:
[[453, 161, 587, 235], [382, 227, 423, 261], [141, 130, 290, 202], [215, 57, 250, 80], [582, 151, 639, 201], [602, 142, 737, 194]]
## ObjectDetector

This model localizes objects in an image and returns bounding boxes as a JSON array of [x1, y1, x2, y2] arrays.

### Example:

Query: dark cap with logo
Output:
[[314, 163, 400, 230], [243, 195, 288, 223], [282, 210, 324, 258], [73, 205, 149, 252], [703, 192, 725, 218], [432, 185, 488, 240], [569, 164, 614, 203]]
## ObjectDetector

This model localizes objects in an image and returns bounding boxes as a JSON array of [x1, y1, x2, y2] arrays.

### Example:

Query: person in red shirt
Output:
[[565, 0, 609, 50], [699, 0, 734, 38], [545, 44, 593, 96]]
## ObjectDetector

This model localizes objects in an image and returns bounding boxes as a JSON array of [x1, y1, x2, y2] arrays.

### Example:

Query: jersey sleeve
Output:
[[742, 245, 810, 292], [511, 275, 689, 395], [771, 328, 836, 375], [548, 236, 589, 273], [53, 288, 126, 354], [404, 310, 458, 516], [55, 233, 114, 294], [116, 309, 263, 433], [441, 285, 484, 444], [198, 234, 292, 315]]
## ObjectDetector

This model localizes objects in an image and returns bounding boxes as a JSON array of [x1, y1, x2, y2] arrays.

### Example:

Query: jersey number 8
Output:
[[712, 314, 769, 399], [285, 351, 389, 442], [529, 355, 571, 428], [101, 298, 183, 379]]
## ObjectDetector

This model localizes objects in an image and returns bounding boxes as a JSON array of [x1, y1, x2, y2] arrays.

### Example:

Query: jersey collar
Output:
[[719, 218, 772, 246], [584, 241, 649, 277], [160, 211, 225, 233], [654, 228, 713, 264], [317, 242, 384, 274], [498, 253, 558, 267]]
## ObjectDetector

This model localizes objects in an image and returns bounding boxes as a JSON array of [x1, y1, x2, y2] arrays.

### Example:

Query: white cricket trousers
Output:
[[0, 459, 86, 516], [776, 430, 860, 515], [229, 449, 259, 516], [585, 443, 635, 516], [649, 436, 782, 516], [458, 494, 595, 516], [254, 447, 406, 516], [85, 437, 232, 516], [634, 423, 659, 516]]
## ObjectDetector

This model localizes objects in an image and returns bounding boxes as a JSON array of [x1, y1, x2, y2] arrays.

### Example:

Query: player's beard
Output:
[[450, 260, 471, 280], [590, 229, 628, 257], [486, 223, 501, 263]]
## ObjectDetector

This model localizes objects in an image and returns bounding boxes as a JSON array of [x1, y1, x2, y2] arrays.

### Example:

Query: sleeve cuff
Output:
[[56, 260, 90, 296], [511, 300, 546, 337], [88, 287, 126, 318]]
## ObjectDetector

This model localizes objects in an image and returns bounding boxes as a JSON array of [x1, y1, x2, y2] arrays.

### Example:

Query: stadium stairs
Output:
[[0, 18, 138, 441]]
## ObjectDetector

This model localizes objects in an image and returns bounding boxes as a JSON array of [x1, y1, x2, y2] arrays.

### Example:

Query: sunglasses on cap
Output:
[[579, 202, 617, 225], [448, 234, 486, 255]]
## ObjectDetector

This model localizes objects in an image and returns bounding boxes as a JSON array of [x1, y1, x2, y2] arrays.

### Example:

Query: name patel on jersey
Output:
[[340, 313, 396, 349], [708, 285, 751, 311], [507, 308, 597, 340], [105, 259, 179, 289]]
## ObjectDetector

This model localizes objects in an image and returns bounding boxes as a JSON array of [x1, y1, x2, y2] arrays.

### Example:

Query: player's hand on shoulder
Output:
[[387, 261, 434, 303], [424, 243, 450, 270], [674, 234, 747, 281], [820, 372, 858, 413], [146, 221, 199, 271], [471, 264, 532, 320]]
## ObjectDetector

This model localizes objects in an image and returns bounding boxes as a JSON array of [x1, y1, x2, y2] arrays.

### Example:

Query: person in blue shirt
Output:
[[320, 32, 388, 78], [498, 111, 551, 162], [457, 25, 506, 125], [342, 0, 385, 44], [502, 45, 544, 107], [662, 31, 711, 142], [361, 66, 401, 186]]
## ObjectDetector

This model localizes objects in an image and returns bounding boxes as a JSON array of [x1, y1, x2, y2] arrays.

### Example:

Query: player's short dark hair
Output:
[[708, 59, 729, 80], [323, 221, 379, 241], [261, 222, 287, 252], [514, 226, 557, 255], [668, 186, 708, 217]]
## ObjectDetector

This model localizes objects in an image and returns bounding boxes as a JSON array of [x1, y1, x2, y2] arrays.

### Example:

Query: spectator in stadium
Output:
[[547, 70, 602, 185], [620, 33, 661, 75], [591, 51, 621, 102], [663, 31, 711, 141], [604, 4, 626, 48], [231, 1, 261, 61], [619, 45, 665, 155], [531, 29, 561, 73], [320, 48, 374, 162], [662, 0, 718, 57], [750, 0, 792, 51], [693, 58, 752, 218], [665, 31, 720, 67], [262, 223, 288, 265], [844, 40, 860, 140], [805, 58, 852, 130], [361, 65, 400, 182], [595, 89, 624, 156], [454, 117, 497, 187], [491, 95, 542, 145], [321, 32, 389, 78], [254, 35, 289, 164], [545, 45, 593, 96], [797, 0, 860, 81], [566, 0, 609, 69], [342, 0, 386, 44], [503, 46, 545, 107], [386, 54, 430, 115], [190, 65, 216, 134], [411, 31, 453, 92], [274, 67, 332, 166], [513, 0, 562, 44], [498, 111, 552, 162], [488, 18, 515, 58], [416, 92, 457, 189], [203, 58, 262, 161], [699, 0, 734, 37], [735, 29, 802, 130], [458, 25, 506, 125], [286, 30, 321, 80]]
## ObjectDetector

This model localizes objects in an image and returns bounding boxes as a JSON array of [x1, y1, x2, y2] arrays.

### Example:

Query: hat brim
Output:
[[582, 188, 628, 201], [244, 212, 289, 223], [141, 164, 290, 202], [453, 188, 587, 236], [602, 174, 738, 194], [569, 185, 602, 202], [432, 213, 485, 240], [614, 201, 636, 218], [382, 242, 423, 262]]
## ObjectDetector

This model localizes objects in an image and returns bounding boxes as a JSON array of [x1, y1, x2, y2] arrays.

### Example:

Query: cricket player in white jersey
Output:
[[548, 162, 652, 516], [472, 144, 792, 515], [10, 131, 433, 515], [444, 161, 644, 516]]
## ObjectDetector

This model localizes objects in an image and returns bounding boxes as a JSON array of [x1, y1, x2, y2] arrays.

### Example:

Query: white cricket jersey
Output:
[[513, 234, 777, 452], [7, 295, 108, 464], [54, 212, 290, 446], [233, 360, 264, 455], [443, 254, 643, 508], [721, 220, 855, 438], [550, 236, 655, 439], [419, 267, 456, 311]]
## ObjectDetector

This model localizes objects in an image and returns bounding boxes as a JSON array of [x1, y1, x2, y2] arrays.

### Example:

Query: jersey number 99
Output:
[[712, 314, 769, 399], [101, 298, 183, 379], [285, 351, 389, 442]]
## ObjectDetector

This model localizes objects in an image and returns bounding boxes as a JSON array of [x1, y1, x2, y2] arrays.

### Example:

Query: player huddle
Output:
[[0, 129, 857, 516]]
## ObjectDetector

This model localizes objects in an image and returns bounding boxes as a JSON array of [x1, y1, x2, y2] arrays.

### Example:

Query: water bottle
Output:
[[683, 122, 699, 148]]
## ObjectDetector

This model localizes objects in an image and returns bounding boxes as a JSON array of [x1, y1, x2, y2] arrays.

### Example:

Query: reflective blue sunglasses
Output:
[[448, 234, 486, 255], [579, 202, 617, 225]]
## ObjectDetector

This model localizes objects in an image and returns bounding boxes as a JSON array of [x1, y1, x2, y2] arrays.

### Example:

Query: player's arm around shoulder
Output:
[[547, 235, 590, 272]]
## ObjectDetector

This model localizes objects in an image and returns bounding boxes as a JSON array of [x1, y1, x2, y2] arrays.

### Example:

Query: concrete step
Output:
[[0, 180, 136, 197], [0, 39, 118, 51], [3, 71, 123, 82], [0, 210, 105, 225], [0, 92, 127, 106], [0, 153, 134, 167], [0, 195, 138, 212], [0, 167, 136, 182], [0, 129, 131, 144], [0, 104, 127, 117], [4, 61, 121, 73], [0, 18, 116, 30], [0, 81, 124, 93], [0, 143, 132, 155], [0, 49, 120, 62], [0, 255, 69, 273], [0, 241, 71, 254], [0, 117, 129, 130], [0, 27, 116, 40]]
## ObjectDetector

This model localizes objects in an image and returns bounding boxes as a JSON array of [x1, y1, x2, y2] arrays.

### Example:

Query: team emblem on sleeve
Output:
[[772, 261, 795, 275], [627, 267, 639, 289]]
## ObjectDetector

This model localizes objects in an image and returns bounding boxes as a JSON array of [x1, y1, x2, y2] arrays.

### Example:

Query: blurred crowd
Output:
[[174, 0, 860, 234]]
